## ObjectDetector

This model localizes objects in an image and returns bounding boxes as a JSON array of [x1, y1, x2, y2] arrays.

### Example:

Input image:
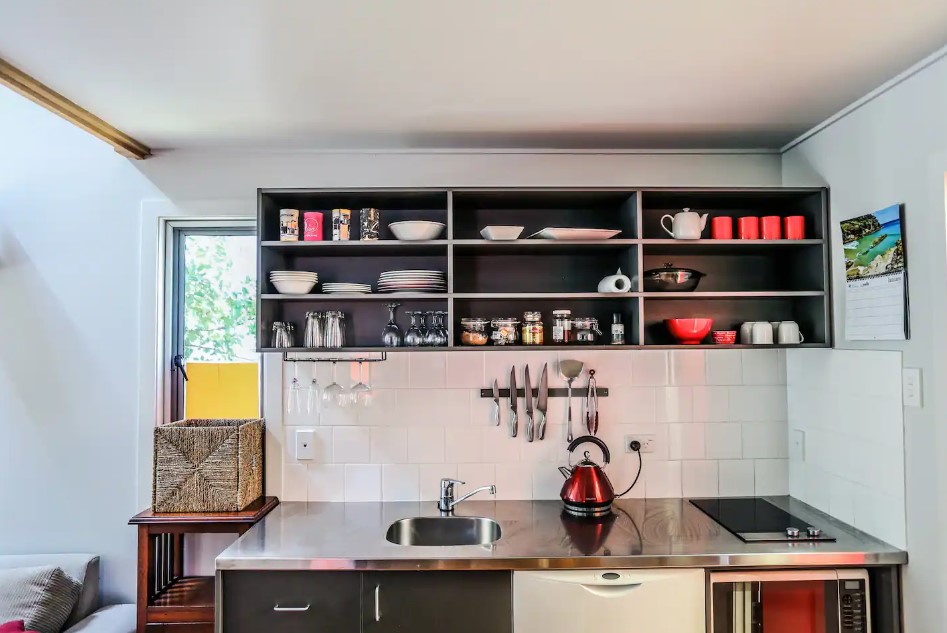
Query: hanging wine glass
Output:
[[286, 362, 303, 414], [382, 303, 403, 347], [322, 361, 344, 408], [351, 360, 373, 407], [306, 362, 320, 415]]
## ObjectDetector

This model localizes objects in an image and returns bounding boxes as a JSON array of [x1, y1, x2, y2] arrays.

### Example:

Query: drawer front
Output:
[[221, 571, 361, 633]]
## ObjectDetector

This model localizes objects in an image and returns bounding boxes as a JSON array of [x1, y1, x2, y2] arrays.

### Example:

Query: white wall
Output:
[[781, 50, 947, 632], [0, 89, 161, 603]]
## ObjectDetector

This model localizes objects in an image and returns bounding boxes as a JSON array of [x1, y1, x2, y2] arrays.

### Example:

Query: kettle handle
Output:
[[566, 435, 610, 467]]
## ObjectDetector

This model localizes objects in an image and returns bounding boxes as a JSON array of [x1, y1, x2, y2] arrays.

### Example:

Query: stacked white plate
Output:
[[377, 270, 446, 293], [270, 270, 318, 295], [322, 282, 372, 294]]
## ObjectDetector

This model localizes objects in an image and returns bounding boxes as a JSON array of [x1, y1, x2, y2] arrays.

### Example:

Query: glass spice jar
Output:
[[460, 318, 490, 346], [522, 311, 544, 345], [490, 318, 521, 346], [552, 309, 573, 344], [573, 317, 603, 345]]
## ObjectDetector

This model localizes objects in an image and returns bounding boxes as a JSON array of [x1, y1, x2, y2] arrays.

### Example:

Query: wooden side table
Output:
[[129, 496, 279, 633]]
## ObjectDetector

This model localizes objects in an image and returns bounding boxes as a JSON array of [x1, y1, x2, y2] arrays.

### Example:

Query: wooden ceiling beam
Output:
[[0, 57, 151, 160]]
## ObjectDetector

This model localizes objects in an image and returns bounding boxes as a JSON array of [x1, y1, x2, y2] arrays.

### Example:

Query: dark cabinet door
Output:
[[221, 570, 361, 633], [363, 571, 512, 633]]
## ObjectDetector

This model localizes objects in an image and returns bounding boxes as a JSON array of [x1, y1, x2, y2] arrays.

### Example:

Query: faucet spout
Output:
[[437, 479, 496, 514]]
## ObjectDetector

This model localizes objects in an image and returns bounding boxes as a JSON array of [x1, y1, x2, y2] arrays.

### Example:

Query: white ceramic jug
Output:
[[597, 268, 632, 293], [660, 208, 709, 240]]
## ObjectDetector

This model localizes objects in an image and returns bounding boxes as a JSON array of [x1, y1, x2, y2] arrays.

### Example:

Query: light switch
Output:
[[789, 430, 806, 462], [295, 429, 316, 460], [903, 368, 922, 408]]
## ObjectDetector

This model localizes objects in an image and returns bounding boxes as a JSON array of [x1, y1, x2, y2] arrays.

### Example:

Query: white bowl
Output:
[[272, 279, 317, 294], [389, 221, 445, 241], [480, 225, 524, 241]]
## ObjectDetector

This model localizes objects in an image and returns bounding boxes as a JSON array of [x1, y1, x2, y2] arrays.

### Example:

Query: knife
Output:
[[508, 366, 518, 438], [524, 365, 535, 442], [536, 363, 548, 440], [491, 378, 501, 426]]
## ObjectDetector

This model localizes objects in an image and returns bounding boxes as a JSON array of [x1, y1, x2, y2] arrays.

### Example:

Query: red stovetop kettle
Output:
[[558, 435, 615, 517]]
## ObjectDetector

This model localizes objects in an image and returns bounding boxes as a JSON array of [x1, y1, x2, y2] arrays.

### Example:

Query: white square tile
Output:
[[827, 475, 856, 525], [754, 459, 789, 495], [308, 464, 345, 501], [728, 386, 787, 422], [682, 460, 719, 497], [495, 464, 534, 500], [283, 463, 308, 501], [382, 464, 420, 501], [612, 388, 656, 424], [741, 423, 788, 458], [520, 430, 565, 463], [482, 425, 522, 463], [371, 353, 410, 389], [441, 389, 473, 425], [320, 404, 359, 427], [445, 427, 483, 463], [704, 423, 743, 459], [645, 460, 682, 497], [446, 352, 485, 388], [333, 427, 370, 463], [407, 427, 445, 463], [409, 352, 447, 388], [356, 390, 398, 426], [457, 463, 496, 491], [370, 427, 407, 464], [668, 424, 705, 460], [718, 460, 755, 496], [691, 386, 729, 422], [670, 350, 706, 385], [563, 350, 634, 387], [705, 350, 743, 385], [632, 351, 668, 386], [533, 466, 564, 499], [741, 350, 781, 385], [419, 464, 458, 501], [776, 350, 787, 384], [344, 464, 381, 501], [655, 387, 693, 423]]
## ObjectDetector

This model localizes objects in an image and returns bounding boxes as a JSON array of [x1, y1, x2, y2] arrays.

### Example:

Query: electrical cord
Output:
[[615, 440, 643, 498]]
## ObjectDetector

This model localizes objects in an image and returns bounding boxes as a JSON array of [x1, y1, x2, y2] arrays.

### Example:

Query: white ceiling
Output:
[[2, 1, 947, 151]]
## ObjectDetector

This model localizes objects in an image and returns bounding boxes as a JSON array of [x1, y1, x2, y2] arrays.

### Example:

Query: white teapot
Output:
[[660, 208, 709, 240]]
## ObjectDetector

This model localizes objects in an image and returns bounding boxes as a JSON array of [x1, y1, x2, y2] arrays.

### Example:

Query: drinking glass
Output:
[[434, 311, 449, 347], [351, 360, 373, 407], [322, 361, 344, 408], [306, 362, 320, 415], [286, 362, 303, 414], [404, 312, 424, 347], [422, 311, 439, 347], [382, 303, 403, 347]]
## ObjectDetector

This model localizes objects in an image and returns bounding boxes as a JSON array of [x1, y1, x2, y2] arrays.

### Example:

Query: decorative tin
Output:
[[303, 211, 324, 241], [360, 208, 380, 241], [332, 208, 351, 241], [279, 209, 299, 241]]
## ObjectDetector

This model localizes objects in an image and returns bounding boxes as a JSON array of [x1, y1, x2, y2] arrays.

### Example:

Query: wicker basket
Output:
[[153, 418, 264, 513]]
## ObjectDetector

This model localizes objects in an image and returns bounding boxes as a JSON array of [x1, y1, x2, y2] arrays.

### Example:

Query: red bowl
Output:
[[712, 330, 738, 344], [665, 318, 713, 345]]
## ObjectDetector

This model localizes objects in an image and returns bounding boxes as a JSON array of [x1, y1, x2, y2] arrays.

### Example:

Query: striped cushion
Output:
[[0, 567, 81, 633]]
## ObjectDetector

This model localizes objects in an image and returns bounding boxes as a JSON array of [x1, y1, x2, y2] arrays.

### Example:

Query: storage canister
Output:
[[279, 209, 299, 241], [552, 309, 572, 344], [491, 318, 520, 346], [522, 311, 544, 345]]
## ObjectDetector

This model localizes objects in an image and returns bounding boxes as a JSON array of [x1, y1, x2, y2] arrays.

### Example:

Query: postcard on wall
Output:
[[841, 203, 909, 341]]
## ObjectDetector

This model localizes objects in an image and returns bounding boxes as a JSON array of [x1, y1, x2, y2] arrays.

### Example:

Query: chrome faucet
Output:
[[438, 478, 496, 514]]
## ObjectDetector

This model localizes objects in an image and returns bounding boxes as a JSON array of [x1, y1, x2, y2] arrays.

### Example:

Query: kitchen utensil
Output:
[[777, 321, 805, 344], [712, 330, 737, 344], [751, 322, 774, 344], [527, 228, 621, 240], [761, 215, 782, 240], [784, 215, 806, 239], [304, 311, 325, 348], [558, 435, 614, 517], [665, 318, 713, 344], [536, 363, 549, 440], [524, 364, 535, 442], [388, 221, 445, 241], [404, 312, 424, 346], [711, 216, 733, 239], [480, 225, 524, 240], [279, 209, 299, 241], [660, 208, 708, 240], [559, 359, 584, 443], [382, 303, 403, 347], [737, 216, 760, 239], [324, 311, 345, 348], [596, 268, 632, 293], [509, 366, 518, 438], [360, 208, 380, 241], [642, 263, 705, 292], [307, 363, 320, 414], [303, 212, 324, 241], [585, 370, 599, 435], [492, 379, 501, 426]]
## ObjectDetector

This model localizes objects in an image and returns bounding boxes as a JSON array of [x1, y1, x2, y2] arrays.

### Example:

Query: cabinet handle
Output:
[[273, 604, 311, 612], [374, 584, 381, 622]]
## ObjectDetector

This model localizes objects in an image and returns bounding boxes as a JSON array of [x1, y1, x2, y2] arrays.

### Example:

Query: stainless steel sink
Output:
[[386, 516, 502, 546]]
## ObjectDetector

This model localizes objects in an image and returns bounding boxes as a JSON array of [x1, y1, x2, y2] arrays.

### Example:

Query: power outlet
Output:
[[295, 429, 316, 460], [625, 434, 656, 453]]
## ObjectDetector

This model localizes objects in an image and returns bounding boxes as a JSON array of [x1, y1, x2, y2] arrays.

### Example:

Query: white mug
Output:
[[739, 322, 758, 344], [770, 321, 780, 338], [777, 321, 805, 344], [751, 322, 774, 345]]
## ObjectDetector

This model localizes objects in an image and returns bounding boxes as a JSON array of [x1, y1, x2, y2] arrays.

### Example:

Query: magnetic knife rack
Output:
[[481, 387, 608, 398], [282, 352, 388, 363]]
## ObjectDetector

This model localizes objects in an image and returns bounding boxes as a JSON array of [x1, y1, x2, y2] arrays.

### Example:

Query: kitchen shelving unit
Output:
[[257, 187, 830, 352]]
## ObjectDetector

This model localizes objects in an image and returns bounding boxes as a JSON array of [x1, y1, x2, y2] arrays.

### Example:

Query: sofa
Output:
[[0, 554, 134, 633]]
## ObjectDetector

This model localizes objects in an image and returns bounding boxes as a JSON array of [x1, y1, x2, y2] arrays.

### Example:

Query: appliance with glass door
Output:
[[709, 569, 870, 633]]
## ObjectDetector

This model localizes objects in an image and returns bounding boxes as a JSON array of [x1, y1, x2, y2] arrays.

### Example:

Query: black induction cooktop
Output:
[[690, 497, 836, 543]]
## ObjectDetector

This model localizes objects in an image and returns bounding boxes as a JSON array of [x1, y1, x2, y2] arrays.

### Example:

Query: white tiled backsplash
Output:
[[280, 349, 789, 502]]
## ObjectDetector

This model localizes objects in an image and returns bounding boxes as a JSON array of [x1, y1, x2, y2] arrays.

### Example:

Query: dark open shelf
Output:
[[257, 187, 831, 351]]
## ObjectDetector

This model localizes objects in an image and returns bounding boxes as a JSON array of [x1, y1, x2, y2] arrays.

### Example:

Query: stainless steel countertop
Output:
[[216, 496, 907, 571]]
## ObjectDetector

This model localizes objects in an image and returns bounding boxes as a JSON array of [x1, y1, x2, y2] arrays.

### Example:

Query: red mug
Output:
[[784, 215, 805, 240], [711, 216, 733, 239], [737, 216, 760, 239], [760, 216, 782, 240], [303, 212, 324, 241]]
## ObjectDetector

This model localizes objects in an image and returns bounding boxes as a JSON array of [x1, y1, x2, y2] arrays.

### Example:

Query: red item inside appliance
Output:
[[761, 583, 828, 633]]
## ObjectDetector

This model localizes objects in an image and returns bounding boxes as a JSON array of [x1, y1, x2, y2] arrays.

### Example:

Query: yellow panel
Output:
[[185, 362, 260, 419]]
